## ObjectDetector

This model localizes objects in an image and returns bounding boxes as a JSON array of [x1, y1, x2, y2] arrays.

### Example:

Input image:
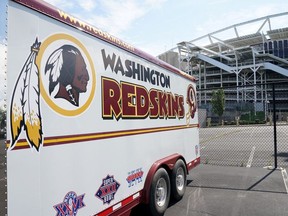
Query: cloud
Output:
[[194, 3, 288, 42], [144, 0, 168, 9], [45, 0, 167, 37], [44, 0, 75, 10], [76, 0, 97, 12], [92, 0, 147, 35], [95, 0, 167, 36]]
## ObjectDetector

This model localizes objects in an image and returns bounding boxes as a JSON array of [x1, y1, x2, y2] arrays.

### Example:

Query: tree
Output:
[[0, 108, 5, 125], [0, 108, 6, 138], [211, 89, 225, 123]]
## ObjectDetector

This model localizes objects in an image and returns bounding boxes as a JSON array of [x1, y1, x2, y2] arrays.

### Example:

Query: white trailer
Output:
[[5, 0, 200, 215]]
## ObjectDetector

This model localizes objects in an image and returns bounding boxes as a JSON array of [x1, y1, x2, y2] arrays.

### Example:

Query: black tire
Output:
[[149, 168, 171, 216], [171, 159, 187, 201]]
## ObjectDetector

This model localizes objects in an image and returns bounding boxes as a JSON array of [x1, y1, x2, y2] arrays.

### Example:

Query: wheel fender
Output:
[[141, 153, 185, 204]]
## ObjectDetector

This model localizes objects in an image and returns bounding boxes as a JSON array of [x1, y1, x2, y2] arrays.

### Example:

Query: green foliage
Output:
[[0, 108, 6, 128], [0, 108, 6, 138], [211, 89, 225, 117], [240, 111, 265, 122]]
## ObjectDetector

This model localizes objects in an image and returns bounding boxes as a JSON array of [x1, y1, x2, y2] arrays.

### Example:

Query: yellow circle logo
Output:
[[36, 34, 96, 116]]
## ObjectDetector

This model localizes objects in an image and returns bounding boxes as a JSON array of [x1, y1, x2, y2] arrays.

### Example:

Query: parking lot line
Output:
[[281, 168, 288, 194], [246, 146, 256, 168]]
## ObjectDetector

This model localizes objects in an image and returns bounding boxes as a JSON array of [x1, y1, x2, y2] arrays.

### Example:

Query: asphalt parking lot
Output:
[[164, 164, 288, 216], [131, 164, 288, 216], [132, 124, 288, 216], [199, 125, 288, 168]]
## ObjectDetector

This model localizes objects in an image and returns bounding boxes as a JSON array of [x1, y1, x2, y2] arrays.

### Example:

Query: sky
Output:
[[42, 0, 288, 55], [1, 0, 288, 108]]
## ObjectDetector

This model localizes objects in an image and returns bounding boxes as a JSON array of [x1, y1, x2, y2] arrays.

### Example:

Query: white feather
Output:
[[10, 58, 28, 148], [23, 50, 43, 150], [9, 39, 42, 150], [46, 48, 63, 82]]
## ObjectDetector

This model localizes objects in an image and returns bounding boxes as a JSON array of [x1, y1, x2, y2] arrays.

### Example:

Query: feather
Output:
[[22, 39, 43, 151], [45, 48, 63, 94], [10, 39, 42, 150], [10, 61, 27, 148]]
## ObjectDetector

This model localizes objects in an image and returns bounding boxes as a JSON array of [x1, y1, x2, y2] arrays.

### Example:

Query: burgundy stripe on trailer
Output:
[[12, 0, 195, 82], [7, 124, 199, 150], [95, 192, 141, 216], [187, 157, 201, 171]]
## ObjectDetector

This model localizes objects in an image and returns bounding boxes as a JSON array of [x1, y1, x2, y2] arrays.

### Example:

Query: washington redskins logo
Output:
[[37, 33, 96, 117], [186, 84, 197, 125], [9, 34, 96, 151]]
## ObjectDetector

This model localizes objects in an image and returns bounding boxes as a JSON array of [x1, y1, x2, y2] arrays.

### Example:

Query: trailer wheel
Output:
[[171, 159, 187, 201], [149, 168, 171, 216]]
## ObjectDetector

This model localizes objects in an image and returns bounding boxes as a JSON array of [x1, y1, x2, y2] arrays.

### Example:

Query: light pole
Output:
[[265, 100, 270, 121]]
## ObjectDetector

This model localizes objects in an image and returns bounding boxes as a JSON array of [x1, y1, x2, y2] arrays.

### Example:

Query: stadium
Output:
[[158, 12, 288, 124]]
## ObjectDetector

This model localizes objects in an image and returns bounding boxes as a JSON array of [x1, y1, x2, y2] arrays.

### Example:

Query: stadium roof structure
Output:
[[175, 12, 288, 57], [160, 12, 288, 77], [159, 12, 288, 67], [158, 12, 288, 113]]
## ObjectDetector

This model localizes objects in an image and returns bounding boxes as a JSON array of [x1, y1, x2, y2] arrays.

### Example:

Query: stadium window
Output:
[[273, 41, 278, 57], [278, 40, 283, 58], [284, 40, 288, 58]]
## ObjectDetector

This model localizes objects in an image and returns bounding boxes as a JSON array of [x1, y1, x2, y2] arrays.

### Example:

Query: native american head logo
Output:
[[45, 45, 90, 107], [10, 38, 43, 151], [186, 84, 197, 125], [9, 35, 95, 151], [39, 33, 96, 117]]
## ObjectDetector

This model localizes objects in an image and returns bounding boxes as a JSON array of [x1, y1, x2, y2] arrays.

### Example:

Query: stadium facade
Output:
[[158, 12, 288, 122]]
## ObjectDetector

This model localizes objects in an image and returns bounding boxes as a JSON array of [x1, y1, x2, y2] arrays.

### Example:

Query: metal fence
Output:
[[198, 82, 288, 168]]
